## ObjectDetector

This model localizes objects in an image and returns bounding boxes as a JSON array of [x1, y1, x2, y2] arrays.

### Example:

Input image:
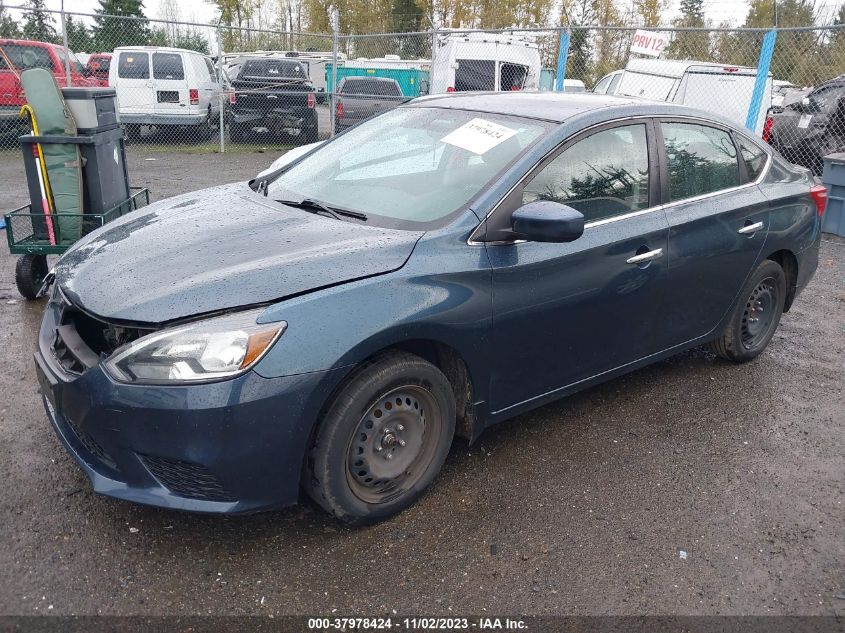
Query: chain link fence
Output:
[[0, 5, 843, 174]]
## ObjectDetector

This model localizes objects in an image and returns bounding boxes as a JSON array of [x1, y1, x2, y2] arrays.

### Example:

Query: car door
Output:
[[655, 119, 770, 348], [484, 121, 671, 412], [114, 50, 152, 119], [151, 51, 186, 121]]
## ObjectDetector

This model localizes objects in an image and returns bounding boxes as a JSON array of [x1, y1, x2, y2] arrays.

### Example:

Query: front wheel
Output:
[[304, 352, 456, 524], [707, 259, 786, 362]]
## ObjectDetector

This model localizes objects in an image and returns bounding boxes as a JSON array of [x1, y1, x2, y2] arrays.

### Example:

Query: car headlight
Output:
[[104, 309, 286, 384]]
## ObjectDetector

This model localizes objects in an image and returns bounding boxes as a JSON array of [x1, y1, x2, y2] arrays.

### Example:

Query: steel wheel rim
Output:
[[741, 276, 778, 350], [346, 385, 442, 505]]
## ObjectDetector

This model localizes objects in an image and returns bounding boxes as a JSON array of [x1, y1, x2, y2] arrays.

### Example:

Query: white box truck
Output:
[[613, 58, 772, 135], [430, 32, 540, 94]]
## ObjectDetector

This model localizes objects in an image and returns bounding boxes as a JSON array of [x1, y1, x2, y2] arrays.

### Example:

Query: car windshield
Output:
[[267, 107, 549, 229]]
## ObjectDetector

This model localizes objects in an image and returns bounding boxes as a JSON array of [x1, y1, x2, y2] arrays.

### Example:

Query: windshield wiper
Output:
[[276, 198, 368, 221]]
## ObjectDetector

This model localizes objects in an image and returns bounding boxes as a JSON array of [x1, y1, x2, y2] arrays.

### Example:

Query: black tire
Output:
[[304, 352, 456, 524], [15, 254, 48, 300], [707, 259, 786, 362], [303, 112, 319, 143], [125, 124, 141, 141], [230, 122, 247, 143]]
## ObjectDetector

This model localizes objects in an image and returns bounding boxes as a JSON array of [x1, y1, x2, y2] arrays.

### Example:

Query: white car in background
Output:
[[110, 46, 224, 139]]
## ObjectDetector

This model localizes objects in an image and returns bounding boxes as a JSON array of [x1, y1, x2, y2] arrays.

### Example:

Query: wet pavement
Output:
[[0, 151, 843, 617]]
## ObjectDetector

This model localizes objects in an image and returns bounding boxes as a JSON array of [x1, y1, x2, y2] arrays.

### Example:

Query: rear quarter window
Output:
[[737, 136, 768, 181], [153, 52, 184, 80], [118, 52, 149, 79]]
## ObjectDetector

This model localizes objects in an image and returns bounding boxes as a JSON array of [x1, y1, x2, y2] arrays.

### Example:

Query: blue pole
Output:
[[745, 29, 777, 134], [555, 28, 571, 92]]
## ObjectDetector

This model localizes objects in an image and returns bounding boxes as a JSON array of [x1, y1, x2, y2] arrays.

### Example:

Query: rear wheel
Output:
[[707, 259, 786, 362], [304, 352, 455, 524], [15, 254, 48, 300]]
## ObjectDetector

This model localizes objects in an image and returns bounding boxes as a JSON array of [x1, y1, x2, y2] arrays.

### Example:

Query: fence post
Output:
[[59, 1, 71, 87], [745, 28, 777, 134], [555, 27, 571, 92], [329, 7, 340, 137], [431, 26, 438, 75], [217, 26, 225, 153]]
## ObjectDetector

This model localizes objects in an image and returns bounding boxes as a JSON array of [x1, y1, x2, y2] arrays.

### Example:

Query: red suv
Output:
[[0, 39, 96, 134]]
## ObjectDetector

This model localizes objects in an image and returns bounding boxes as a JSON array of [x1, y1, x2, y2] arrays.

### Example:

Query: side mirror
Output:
[[419, 80, 429, 96], [511, 201, 584, 243]]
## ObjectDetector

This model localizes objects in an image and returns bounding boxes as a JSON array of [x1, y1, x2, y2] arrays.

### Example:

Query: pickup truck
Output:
[[334, 77, 407, 133], [0, 39, 95, 137], [229, 57, 318, 144]]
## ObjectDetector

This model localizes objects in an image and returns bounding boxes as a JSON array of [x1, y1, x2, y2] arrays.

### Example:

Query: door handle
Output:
[[626, 248, 663, 265], [738, 221, 764, 235]]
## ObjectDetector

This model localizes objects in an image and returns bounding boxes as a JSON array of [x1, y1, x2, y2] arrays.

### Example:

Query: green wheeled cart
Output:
[[4, 187, 149, 299]]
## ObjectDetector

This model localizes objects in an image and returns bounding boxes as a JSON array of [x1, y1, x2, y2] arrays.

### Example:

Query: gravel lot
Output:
[[0, 149, 843, 618]]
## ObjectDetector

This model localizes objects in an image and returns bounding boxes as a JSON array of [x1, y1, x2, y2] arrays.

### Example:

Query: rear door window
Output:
[[118, 52, 149, 79], [0, 44, 55, 71], [661, 122, 739, 201], [153, 53, 184, 80], [455, 59, 495, 91]]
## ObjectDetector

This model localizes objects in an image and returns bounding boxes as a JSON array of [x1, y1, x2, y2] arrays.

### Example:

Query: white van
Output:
[[110, 46, 224, 138], [430, 32, 540, 94], [609, 58, 772, 135]]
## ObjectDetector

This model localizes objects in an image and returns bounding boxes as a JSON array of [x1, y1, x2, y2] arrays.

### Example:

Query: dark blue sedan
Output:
[[36, 93, 826, 523]]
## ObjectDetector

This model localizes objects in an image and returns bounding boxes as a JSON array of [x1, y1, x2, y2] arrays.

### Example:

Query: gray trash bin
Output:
[[821, 153, 845, 237]]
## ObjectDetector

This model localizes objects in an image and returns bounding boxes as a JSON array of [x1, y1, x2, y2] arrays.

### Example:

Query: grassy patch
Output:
[[127, 142, 294, 155]]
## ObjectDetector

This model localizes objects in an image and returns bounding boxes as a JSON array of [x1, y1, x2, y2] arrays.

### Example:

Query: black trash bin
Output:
[[821, 153, 845, 237]]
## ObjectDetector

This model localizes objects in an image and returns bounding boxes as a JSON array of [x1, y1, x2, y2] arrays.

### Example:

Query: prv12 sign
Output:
[[630, 29, 667, 57]]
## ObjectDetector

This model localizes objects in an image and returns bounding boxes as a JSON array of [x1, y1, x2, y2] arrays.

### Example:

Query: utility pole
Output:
[[60, 0, 72, 87]]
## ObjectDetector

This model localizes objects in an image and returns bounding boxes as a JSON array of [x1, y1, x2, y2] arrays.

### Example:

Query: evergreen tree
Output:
[[0, 5, 22, 38], [391, 0, 424, 32], [65, 16, 93, 52], [666, 0, 709, 60], [92, 0, 151, 51], [22, 0, 58, 42], [744, 0, 818, 85]]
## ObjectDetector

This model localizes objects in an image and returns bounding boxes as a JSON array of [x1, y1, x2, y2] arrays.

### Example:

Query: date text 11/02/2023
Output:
[[306, 617, 528, 630]]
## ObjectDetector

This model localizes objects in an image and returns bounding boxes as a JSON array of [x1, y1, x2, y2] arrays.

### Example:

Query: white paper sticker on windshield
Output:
[[798, 114, 813, 129], [441, 118, 518, 155]]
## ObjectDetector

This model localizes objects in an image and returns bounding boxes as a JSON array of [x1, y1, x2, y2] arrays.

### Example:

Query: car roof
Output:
[[113, 46, 208, 57], [0, 38, 61, 48], [407, 92, 668, 122]]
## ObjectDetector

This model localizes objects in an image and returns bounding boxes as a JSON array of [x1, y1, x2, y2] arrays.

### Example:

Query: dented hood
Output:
[[56, 183, 422, 323]]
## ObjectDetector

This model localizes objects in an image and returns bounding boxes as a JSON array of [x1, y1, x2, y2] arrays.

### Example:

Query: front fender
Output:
[[252, 219, 492, 403]]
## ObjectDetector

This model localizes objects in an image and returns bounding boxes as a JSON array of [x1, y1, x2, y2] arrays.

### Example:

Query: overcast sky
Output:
[[5, 0, 844, 29]]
